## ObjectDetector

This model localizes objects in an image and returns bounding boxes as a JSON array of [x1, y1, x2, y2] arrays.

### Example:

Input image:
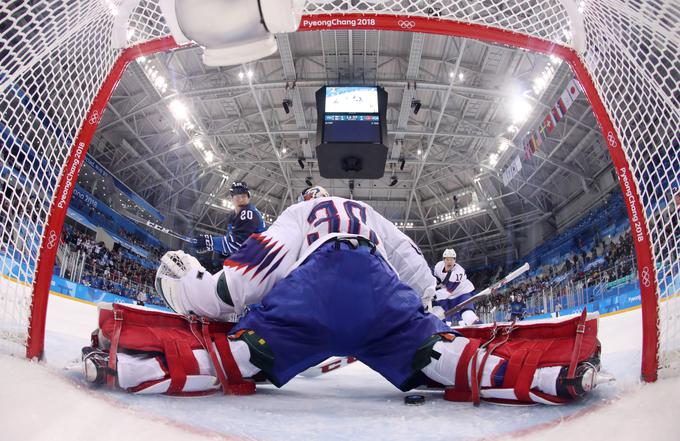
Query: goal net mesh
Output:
[[0, 0, 677, 377]]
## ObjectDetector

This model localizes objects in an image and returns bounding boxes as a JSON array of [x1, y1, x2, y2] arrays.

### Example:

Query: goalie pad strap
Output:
[[107, 309, 124, 388], [199, 320, 230, 392], [215, 332, 255, 395], [199, 321, 256, 395], [566, 309, 588, 397], [514, 341, 552, 402], [502, 346, 529, 388], [444, 338, 481, 402], [163, 337, 200, 394]]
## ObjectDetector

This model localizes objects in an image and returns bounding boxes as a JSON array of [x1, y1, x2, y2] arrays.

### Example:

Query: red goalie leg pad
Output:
[[443, 337, 481, 402], [446, 310, 600, 405], [96, 303, 252, 395]]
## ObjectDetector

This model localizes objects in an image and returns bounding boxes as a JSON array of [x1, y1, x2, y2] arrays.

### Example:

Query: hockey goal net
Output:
[[0, 1, 677, 381]]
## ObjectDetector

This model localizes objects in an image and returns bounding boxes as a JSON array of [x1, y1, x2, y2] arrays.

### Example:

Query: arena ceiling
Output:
[[85, 29, 614, 264]]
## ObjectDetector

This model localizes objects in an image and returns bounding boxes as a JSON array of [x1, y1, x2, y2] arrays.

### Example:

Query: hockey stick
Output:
[[298, 356, 358, 378], [444, 263, 530, 317], [118, 209, 196, 244]]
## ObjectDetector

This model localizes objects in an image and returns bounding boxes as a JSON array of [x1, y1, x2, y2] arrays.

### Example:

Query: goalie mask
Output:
[[297, 186, 330, 203]]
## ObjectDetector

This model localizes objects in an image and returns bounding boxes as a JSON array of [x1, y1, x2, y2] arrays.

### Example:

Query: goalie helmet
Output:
[[442, 248, 457, 259], [297, 186, 330, 203], [230, 181, 250, 197]]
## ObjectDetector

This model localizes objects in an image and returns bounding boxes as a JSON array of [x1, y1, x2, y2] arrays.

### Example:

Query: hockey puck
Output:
[[404, 394, 425, 406]]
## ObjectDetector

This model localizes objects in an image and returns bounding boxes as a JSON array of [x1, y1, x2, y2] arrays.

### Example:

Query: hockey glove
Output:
[[193, 233, 214, 254]]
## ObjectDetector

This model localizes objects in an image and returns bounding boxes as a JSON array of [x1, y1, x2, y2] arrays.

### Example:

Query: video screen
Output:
[[325, 87, 379, 114], [323, 114, 381, 144]]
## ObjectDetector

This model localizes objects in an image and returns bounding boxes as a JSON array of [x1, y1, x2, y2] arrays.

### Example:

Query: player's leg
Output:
[[352, 255, 602, 404], [80, 303, 259, 395], [420, 312, 603, 404], [349, 250, 453, 391], [433, 291, 479, 325], [231, 238, 451, 388], [227, 241, 382, 387], [82, 342, 258, 393]]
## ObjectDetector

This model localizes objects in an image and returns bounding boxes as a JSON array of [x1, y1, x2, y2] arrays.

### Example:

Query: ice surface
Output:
[[1, 293, 678, 441]]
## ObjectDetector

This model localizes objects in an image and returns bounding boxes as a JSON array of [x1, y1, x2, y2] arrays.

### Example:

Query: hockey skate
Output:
[[556, 358, 615, 399], [81, 346, 113, 386]]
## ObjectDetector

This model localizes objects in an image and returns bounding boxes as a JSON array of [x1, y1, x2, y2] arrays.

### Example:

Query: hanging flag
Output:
[[522, 78, 582, 159], [502, 155, 524, 186]]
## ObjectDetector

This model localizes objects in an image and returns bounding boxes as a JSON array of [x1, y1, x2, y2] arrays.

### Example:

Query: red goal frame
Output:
[[27, 14, 660, 382]]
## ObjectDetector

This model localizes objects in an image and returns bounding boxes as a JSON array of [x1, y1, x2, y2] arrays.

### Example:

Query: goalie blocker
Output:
[[82, 303, 602, 405]]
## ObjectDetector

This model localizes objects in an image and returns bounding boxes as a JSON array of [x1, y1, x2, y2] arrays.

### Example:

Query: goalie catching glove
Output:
[[155, 250, 237, 320]]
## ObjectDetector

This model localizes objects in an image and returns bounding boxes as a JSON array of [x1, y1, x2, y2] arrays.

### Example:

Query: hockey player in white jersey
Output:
[[432, 248, 480, 325], [81, 186, 604, 404]]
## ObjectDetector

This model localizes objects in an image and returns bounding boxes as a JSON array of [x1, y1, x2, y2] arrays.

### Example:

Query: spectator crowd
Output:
[[474, 229, 637, 319], [60, 228, 166, 306]]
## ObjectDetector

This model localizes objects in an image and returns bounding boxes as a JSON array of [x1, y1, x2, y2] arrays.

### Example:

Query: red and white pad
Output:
[[94, 303, 255, 396], [445, 310, 600, 405]]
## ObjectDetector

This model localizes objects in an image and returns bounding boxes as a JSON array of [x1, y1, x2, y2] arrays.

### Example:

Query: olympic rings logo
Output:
[[89, 110, 100, 125], [606, 131, 618, 149], [641, 266, 651, 288], [398, 20, 416, 30], [46, 230, 58, 250]]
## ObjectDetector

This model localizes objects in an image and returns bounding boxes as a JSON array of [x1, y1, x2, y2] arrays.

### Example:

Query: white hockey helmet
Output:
[[297, 186, 330, 203], [442, 248, 457, 259]]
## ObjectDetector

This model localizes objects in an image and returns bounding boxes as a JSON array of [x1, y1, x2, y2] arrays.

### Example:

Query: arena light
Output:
[[510, 96, 532, 125], [458, 72, 464, 81], [204, 151, 214, 163], [153, 75, 167, 91], [489, 152, 499, 166], [577, 0, 586, 13], [105, 0, 117, 15], [499, 140, 509, 152], [533, 75, 548, 94], [417, 148, 423, 156], [169, 100, 189, 121], [532, 62, 558, 95]]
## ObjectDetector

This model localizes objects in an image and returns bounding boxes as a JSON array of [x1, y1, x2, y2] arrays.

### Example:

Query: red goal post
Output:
[[0, 1, 676, 383]]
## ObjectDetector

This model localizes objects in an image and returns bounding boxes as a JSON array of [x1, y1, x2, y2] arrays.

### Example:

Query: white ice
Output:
[[1, 293, 679, 441]]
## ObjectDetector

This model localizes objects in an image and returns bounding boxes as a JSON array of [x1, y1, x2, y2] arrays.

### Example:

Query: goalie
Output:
[[81, 187, 604, 405]]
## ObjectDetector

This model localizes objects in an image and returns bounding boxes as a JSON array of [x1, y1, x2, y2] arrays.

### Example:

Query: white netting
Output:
[[0, 0, 167, 355], [577, 0, 680, 375], [0, 0, 677, 375]]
